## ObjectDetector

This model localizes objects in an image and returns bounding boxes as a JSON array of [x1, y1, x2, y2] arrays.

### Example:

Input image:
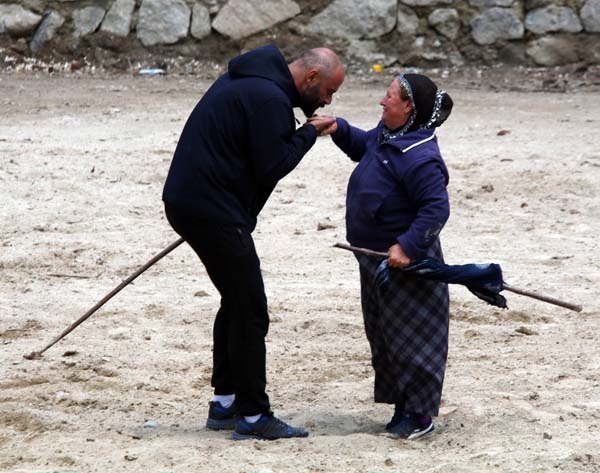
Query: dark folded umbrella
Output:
[[375, 258, 507, 308], [334, 242, 582, 312]]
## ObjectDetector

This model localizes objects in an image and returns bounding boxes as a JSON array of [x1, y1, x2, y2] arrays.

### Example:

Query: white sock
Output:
[[213, 394, 235, 408], [244, 414, 262, 423]]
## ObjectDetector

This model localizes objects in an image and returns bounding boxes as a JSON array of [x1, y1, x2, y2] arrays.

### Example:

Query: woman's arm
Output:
[[307, 116, 371, 162], [331, 118, 373, 162], [396, 160, 450, 260]]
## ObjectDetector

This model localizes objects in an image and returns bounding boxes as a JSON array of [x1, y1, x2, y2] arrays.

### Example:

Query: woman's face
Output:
[[380, 80, 413, 130]]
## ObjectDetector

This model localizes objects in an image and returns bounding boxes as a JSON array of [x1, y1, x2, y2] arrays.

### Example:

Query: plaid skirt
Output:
[[357, 239, 449, 417]]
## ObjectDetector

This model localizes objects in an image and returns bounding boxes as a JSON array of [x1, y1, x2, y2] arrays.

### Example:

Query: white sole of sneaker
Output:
[[407, 422, 435, 440]]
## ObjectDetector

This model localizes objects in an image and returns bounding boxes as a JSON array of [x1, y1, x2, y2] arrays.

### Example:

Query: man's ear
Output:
[[305, 69, 320, 86]]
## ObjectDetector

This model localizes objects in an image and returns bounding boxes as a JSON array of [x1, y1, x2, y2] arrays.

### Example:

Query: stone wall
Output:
[[1, 0, 600, 68]]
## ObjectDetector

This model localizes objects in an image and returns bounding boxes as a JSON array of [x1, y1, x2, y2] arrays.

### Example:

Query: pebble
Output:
[[515, 326, 538, 336], [317, 220, 336, 231]]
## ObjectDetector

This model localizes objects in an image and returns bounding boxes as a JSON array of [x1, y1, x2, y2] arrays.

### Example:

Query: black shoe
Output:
[[206, 401, 237, 430], [387, 413, 435, 440], [385, 404, 405, 431], [232, 413, 309, 440]]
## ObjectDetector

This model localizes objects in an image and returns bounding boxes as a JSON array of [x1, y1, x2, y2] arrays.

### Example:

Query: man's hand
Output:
[[388, 243, 411, 268], [307, 115, 337, 136]]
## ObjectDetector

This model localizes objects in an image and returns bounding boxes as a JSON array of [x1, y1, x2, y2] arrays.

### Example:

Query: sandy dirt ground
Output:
[[1, 70, 599, 473]]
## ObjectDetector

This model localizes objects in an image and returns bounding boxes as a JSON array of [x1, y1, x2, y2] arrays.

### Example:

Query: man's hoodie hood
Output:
[[228, 44, 300, 106]]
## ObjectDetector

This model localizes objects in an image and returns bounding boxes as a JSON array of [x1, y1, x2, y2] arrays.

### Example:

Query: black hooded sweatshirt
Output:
[[162, 45, 317, 231]]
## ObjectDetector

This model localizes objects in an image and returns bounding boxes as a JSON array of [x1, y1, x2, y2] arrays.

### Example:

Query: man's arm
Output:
[[248, 98, 334, 186]]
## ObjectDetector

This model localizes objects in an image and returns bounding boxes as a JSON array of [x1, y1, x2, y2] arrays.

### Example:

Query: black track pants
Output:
[[165, 204, 270, 415]]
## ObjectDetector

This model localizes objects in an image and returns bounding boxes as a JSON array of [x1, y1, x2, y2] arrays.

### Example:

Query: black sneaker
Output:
[[387, 413, 435, 440], [206, 401, 237, 430], [232, 413, 309, 440], [385, 404, 405, 431]]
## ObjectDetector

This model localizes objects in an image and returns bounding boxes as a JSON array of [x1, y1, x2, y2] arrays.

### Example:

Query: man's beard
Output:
[[299, 84, 324, 118]]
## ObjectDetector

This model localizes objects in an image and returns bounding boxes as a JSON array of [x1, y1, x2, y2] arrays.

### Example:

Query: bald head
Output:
[[288, 48, 345, 117], [290, 48, 343, 75]]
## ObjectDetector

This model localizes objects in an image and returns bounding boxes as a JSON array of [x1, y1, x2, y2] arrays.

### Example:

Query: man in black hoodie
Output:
[[162, 44, 344, 440]]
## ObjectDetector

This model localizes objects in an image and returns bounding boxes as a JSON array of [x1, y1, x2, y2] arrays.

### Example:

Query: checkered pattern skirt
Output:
[[357, 239, 449, 417]]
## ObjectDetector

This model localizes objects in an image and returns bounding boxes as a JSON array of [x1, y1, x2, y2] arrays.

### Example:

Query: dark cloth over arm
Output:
[[375, 257, 507, 308]]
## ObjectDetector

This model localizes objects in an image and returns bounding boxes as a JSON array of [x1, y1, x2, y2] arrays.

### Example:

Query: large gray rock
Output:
[[137, 0, 190, 46], [400, 0, 452, 6], [346, 38, 398, 65], [0, 4, 42, 36], [428, 8, 459, 39], [525, 6, 582, 34], [101, 0, 136, 37], [526, 36, 579, 66], [307, 0, 397, 39], [398, 35, 462, 66], [191, 2, 211, 39], [206, 0, 220, 15], [581, 0, 600, 33], [470, 7, 524, 45], [469, 0, 514, 6], [72, 6, 105, 37], [397, 4, 419, 36], [212, 0, 300, 40], [579, 35, 600, 63], [22, 0, 45, 14], [30, 10, 64, 53]]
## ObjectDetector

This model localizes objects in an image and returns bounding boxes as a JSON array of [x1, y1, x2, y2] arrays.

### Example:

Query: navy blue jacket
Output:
[[162, 45, 317, 231], [332, 118, 450, 258]]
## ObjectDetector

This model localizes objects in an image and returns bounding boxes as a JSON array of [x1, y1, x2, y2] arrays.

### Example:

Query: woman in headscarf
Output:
[[310, 73, 453, 439]]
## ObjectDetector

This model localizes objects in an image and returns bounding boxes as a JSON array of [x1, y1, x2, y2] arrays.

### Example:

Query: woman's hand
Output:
[[307, 115, 337, 136], [387, 243, 411, 268]]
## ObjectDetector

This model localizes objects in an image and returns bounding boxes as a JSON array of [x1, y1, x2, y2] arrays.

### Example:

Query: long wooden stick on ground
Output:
[[333, 242, 583, 313], [23, 237, 185, 360]]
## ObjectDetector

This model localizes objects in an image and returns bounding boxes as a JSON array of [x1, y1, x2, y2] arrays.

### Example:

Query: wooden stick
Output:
[[333, 242, 583, 313], [502, 283, 582, 313], [23, 237, 185, 360], [334, 242, 387, 258]]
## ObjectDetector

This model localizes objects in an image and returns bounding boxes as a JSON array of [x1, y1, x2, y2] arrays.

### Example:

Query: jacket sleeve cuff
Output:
[[396, 234, 420, 261], [332, 118, 347, 140], [302, 122, 319, 140]]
